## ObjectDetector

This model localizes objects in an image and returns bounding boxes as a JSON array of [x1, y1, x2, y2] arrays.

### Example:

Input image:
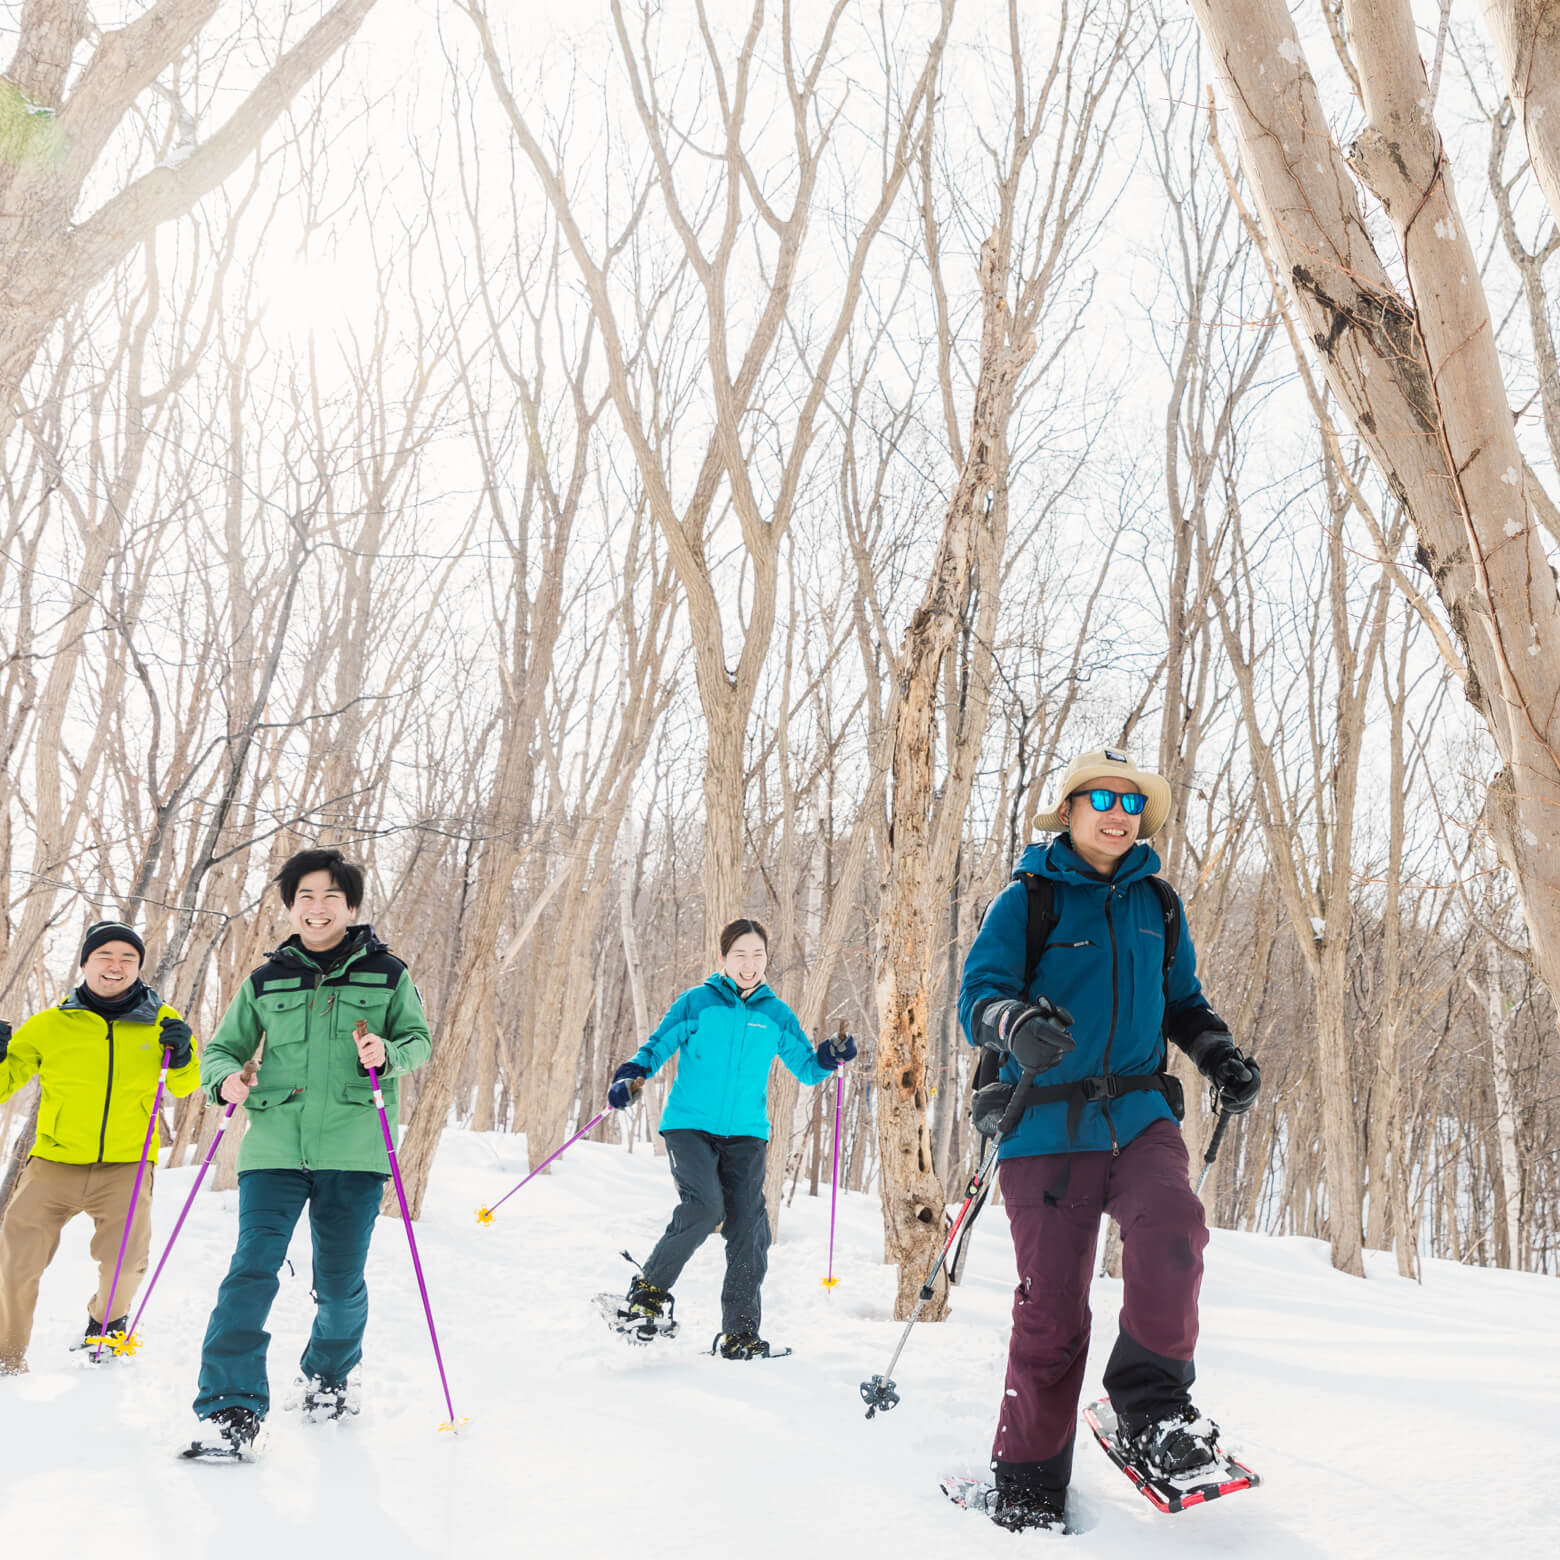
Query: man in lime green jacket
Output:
[[186, 848, 431, 1456], [0, 921, 200, 1372]]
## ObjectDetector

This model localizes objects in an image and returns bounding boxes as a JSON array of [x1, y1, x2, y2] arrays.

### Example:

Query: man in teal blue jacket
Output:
[[605, 918, 854, 1358], [957, 750, 1259, 1533]]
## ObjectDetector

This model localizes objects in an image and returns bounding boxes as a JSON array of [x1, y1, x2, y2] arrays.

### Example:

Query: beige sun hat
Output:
[[1032, 747, 1172, 840]]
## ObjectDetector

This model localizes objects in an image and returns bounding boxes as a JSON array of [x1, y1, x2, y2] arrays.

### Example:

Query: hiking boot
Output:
[[292, 1372, 362, 1422], [208, 1406, 264, 1454], [713, 1330, 772, 1360], [75, 1316, 128, 1355], [1121, 1405, 1221, 1477], [622, 1277, 675, 1341], [990, 1486, 1066, 1533]]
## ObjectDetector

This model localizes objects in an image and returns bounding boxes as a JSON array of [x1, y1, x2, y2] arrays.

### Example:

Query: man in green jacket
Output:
[[184, 848, 431, 1458], [0, 921, 199, 1372]]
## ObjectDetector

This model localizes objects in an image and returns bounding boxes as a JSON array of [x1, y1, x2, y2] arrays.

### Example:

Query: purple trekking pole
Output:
[[473, 1103, 618, 1226], [360, 1024, 463, 1432], [820, 1053, 846, 1290], [119, 1060, 258, 1351], [93, 1046, 170, 1360]]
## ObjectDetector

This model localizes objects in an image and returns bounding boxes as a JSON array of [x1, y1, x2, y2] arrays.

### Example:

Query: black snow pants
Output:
[[641, 1130, 769, 1336]]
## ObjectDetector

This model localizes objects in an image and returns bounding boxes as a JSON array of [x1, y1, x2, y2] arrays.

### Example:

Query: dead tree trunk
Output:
[[876, 232, 1033, 1320]]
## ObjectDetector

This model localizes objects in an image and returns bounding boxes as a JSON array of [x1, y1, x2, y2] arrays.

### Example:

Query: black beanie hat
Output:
[[80, 920, 146, 967]]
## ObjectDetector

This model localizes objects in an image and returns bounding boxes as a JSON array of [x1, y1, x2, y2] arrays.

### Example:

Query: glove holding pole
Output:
[[1182, 1030, 1260, 1115], [607, 1061, 647, 1110], [859, 997, 1075, 1420], [968, 995, 1076, 1142], [1192, 1048, 1257, 1197]]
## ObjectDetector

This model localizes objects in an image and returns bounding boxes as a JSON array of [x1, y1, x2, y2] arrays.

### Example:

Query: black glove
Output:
[[1184, 1031, 1260, 1115], [976, 997, 1075, 1076], [971, 1080, 1018, 1140], [815, 1034, 857, 1069], [158, 1015, 193, 1070], [0, 1019, 10, 1062], [608, 1061, 648, 1110]]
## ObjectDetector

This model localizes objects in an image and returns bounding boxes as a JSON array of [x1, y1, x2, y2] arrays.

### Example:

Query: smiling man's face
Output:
[[1059, 786, 1143, 877], [286, 869, 356, 952], [81, 942, 142, 1000]]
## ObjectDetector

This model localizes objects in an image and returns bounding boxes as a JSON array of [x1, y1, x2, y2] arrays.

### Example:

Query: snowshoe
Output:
[[286, 1371, 362, 1423], [178, 1406, 267, 1463], [73, 1316, 129, 1359], [939, 1475, 1067, 1535], [710, 1330, 791, 1360], [1083, 1397, 1258, 1515], [595, 1279, 678, 1344]]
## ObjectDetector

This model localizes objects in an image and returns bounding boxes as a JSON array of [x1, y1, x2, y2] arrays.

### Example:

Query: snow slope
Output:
[[3, 1128, 1554, 1558]]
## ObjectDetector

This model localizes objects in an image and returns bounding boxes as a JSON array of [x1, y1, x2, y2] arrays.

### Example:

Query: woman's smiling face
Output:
[[721, 932, 769, 992]]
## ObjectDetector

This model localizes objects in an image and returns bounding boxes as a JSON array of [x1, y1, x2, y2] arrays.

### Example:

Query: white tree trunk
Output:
[[1189, 0, 1560, 1091]]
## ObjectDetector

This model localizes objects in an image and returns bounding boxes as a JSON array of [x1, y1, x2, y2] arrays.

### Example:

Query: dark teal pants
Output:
[[194, 1168, 386, 1418], [642, 1131, 769, 1335]]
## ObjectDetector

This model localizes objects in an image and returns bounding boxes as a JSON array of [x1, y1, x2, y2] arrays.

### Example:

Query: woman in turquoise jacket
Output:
[[604, 918, 854, 1358]]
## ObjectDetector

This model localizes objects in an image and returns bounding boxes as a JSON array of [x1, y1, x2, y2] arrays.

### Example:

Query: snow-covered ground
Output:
[[3, 1128, 1554, 1558]]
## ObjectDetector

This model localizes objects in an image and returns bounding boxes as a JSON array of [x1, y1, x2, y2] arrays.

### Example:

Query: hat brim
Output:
[[1033, 763, 1172, 840]]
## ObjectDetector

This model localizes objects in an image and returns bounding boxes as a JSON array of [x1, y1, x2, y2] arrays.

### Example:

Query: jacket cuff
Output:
[[1166, 1006, 1228, 1054]]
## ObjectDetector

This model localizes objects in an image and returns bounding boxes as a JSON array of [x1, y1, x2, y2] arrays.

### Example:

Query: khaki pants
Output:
[[0, 1157, 154, 1372]]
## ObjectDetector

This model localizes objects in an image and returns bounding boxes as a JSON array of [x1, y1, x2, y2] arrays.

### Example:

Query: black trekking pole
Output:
[[1194, 1053, 1254, 1197], [1194, 1108, 1230, 1197], [859, 1065, 1035, 1420]]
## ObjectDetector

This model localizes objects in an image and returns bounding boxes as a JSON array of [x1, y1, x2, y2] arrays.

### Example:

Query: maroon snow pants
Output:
[[991, 1119, 1208, 1487]]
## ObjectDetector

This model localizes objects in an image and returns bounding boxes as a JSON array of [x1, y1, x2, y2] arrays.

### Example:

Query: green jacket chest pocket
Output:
[[334, 986, 392, 1046], [255, 991, 310, 1086]]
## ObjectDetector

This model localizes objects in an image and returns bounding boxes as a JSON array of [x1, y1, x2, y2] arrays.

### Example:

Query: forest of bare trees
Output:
[[3, 1, 1558, 1316]]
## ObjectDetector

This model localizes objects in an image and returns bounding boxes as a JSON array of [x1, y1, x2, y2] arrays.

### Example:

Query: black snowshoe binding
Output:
[[991, 1486, 1067, 1534], [74, 1315, 128, 1356], [713, 1330, 773, 1360], [600, 1277, 678, 1343], [180, 1406, 265, 1462], [290, 1372, 361, 1423], [1121, 1405, 1221, 1478], [939, 1475, 1067, 1535]]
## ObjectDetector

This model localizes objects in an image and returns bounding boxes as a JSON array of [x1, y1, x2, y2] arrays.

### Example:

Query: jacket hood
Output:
[[269, 923, 387, 969], [1014, 835, 1162, 888], [59, 983, 164, 1025]]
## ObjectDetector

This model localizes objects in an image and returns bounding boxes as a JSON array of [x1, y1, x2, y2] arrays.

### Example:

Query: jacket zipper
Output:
[[1101, 895, 1121, 1156], [723, 989, 742, 1134], [301, 970, 324, 1169], [97, 1021, 115, 1163]]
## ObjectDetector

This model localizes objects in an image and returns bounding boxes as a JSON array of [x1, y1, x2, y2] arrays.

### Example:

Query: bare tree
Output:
[[871, 0, 1146, 1317], [1186, 0, 1560, 1045], [465, 0, 952, 957], [0, 1, 381, 426]]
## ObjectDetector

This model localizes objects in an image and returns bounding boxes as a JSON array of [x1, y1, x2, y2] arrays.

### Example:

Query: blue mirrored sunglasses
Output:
[[1075, 787, 1146, 816]]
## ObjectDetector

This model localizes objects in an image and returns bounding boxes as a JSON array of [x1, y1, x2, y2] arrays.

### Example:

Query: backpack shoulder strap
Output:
[[1022, 873, 1057, 994], [1146, 875, 1181, 976], [1147, 875, 1182, 1039]]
